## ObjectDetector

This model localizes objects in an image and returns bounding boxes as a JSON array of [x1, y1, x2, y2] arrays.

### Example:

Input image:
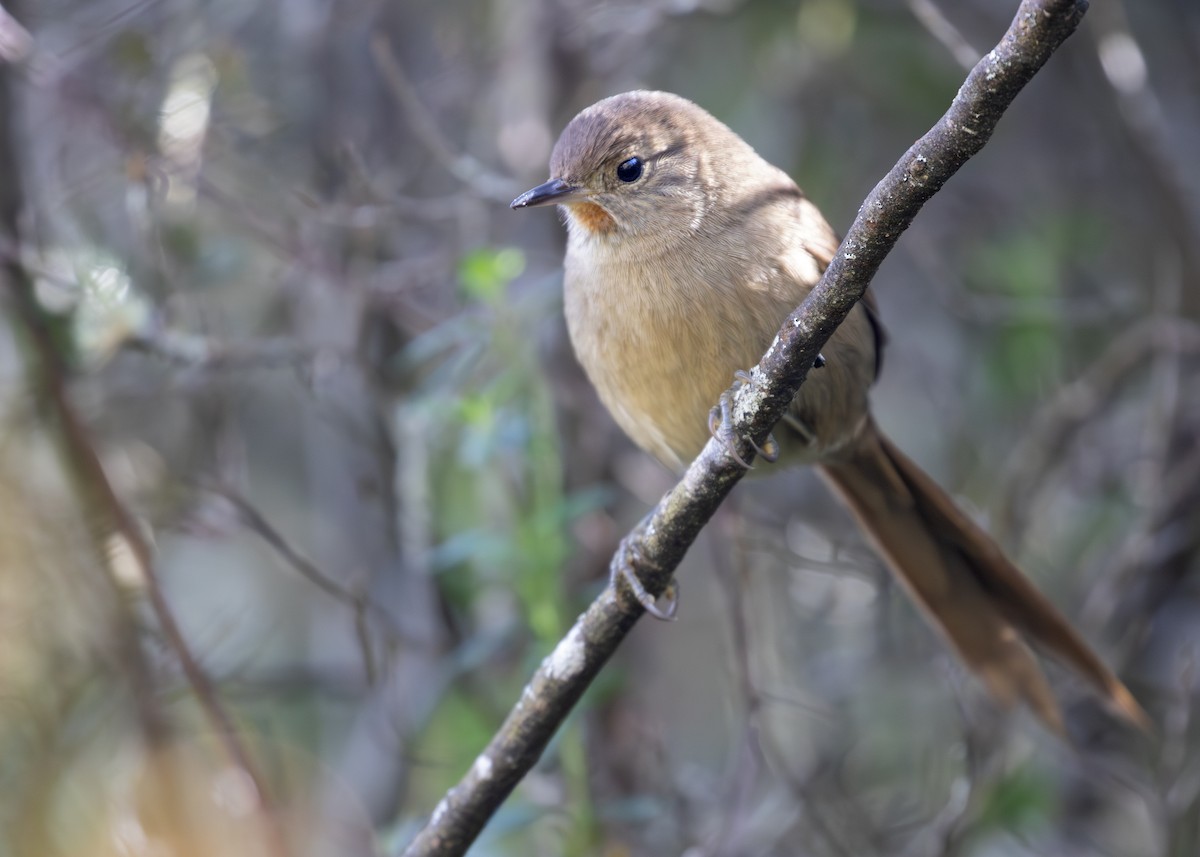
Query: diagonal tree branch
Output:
[[401, 1, 1090, 854]]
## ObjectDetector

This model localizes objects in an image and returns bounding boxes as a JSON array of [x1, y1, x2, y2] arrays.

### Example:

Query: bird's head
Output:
[[511, 91, 752, 242]]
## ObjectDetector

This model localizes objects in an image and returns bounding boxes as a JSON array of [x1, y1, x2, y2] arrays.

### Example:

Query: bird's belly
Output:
[[563, 258, 876, 473], [565, 285, 755, 470]]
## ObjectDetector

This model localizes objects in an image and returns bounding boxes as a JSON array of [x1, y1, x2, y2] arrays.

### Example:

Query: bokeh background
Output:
[[2, 0, 1198, 855]]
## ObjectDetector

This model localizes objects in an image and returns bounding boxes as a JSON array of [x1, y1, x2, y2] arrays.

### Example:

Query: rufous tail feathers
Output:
[[818, 421, 1148, 733]]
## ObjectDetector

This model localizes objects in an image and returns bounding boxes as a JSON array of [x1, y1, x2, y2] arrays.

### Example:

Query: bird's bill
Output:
[[510, 178, 582, 209]]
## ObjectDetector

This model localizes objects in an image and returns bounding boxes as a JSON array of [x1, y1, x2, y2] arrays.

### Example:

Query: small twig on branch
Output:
[[401, 2, 1091, 854]]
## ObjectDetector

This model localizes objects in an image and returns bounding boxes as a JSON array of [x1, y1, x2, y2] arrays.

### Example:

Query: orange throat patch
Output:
[[568, 201, 616, 235]]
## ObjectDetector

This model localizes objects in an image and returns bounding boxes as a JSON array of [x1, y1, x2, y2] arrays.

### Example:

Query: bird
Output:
[[510, 90, 1146, 733]]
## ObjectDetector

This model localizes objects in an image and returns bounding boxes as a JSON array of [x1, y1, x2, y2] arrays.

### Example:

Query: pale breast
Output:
[[561, 198, 877, 472], [564, 255, 731, 470]]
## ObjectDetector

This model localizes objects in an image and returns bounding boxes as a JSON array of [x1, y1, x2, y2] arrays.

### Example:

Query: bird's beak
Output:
[[510, 178, 581, 210]]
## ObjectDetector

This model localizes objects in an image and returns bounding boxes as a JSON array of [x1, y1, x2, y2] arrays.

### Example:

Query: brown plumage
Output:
[[512, 90, 1147, 732]]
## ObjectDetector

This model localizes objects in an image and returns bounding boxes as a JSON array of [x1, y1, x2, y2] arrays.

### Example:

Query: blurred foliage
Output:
[[1, 0, 1198, 856], [971, 766, 1054, 844]]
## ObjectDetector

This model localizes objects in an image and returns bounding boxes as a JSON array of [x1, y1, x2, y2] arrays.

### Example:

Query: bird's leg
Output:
[[708, 370, 780, 467], [708, 389, 754, 469], [611, 531, 677, 621]]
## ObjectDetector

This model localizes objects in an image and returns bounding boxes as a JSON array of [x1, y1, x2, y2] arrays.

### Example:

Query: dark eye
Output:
[[616, 157, 643, 183]]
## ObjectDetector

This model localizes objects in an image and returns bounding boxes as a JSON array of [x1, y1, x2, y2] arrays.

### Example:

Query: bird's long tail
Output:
[[817, 420, 1148, 733]]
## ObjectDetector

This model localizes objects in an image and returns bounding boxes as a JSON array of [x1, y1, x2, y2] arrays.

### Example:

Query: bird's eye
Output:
[[616, 157, 643, 183]]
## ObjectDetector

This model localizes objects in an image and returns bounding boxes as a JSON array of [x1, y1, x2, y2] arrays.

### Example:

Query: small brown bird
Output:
[[512, 90, 1145, 732]]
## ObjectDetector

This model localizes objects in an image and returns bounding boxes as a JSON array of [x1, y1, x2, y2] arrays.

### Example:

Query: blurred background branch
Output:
[[1, 0, 1196, 855], [1, 25, 288, 857]]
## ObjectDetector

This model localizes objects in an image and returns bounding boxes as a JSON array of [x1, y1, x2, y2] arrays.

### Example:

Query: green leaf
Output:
[[972, 765, 1054, 838], [458, 247, 525, 304]]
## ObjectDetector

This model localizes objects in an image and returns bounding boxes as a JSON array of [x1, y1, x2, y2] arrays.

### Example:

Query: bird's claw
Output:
[[709, 391, 754, 470], [707, 370, 779, 468], [611, 538, 678, 620], [752, 432, 780, 463]]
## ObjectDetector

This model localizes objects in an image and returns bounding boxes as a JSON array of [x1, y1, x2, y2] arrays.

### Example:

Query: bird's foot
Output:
[[707, 370, 780, 468], [611, 535, 677, 621]]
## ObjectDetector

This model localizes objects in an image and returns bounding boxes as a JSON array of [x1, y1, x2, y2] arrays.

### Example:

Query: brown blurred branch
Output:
[[1, 0, 171, 777], [400, 2, 1091, 854], [5, 241, 293, 857], [0, 35, 290, 857]]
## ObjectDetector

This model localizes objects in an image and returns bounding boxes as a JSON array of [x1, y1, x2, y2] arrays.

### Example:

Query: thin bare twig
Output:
[[400, 2, 1093, 855], [369, 34, 521, 203], [995, 317, 1200, 543], [709, 514, 764, 855], [1088, 1, 1200, 309], [907, 0, 981, 70], [209, 485, 436, 680], [712, 512, 868, 857], [1083, 440, 1200, 641]]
